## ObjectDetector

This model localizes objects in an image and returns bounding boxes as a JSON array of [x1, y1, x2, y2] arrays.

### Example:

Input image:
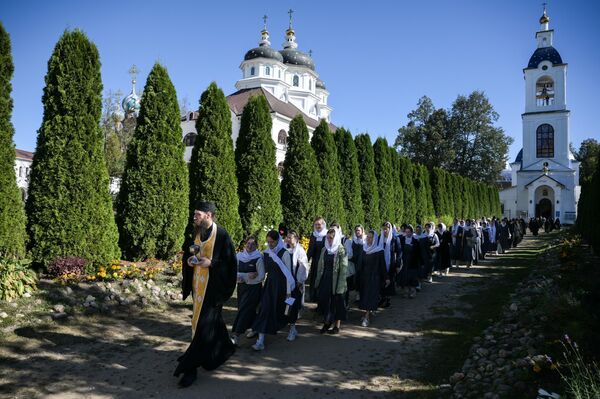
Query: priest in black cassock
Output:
[[174, 201, 237, 388]]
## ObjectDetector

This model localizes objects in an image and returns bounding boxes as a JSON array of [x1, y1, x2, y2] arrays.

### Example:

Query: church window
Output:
[[309, 79, 312, 90], [278, 70, 281, 78], [542, 189, 548, 196], [277, 162, 284, 178], [278, 129, 288, 147], [536, 124, 554, 158], [293, 75, 299, 87], [265, 66, 271, 75], [250, 66, 255, 76], [183, 132, 197, 147], [536, 76, 554, 106], [19, 167, 22, 177]]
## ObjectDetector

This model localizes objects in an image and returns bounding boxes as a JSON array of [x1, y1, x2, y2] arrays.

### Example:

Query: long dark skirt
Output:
[[252, 272, 287, 335], [232, 283, 261, 334], [286, 286, 303, 324], [174, 304, 235, 374], [359, 264, 382, 311], [463, 243, 475, 263], [317, 264, 347, 322]]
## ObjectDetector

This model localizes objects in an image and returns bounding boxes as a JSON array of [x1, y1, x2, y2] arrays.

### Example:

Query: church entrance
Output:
[[536, 198, 553, 218]]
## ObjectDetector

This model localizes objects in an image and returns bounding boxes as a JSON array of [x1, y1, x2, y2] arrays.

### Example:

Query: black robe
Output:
[[307, 235, 326, 303], [231, 257, 261, 335], [175, 224, 237, 375], [398, 236, 421, 288], [437, 230, 452, 270], [378, 235, 401, 296], [359, 250, 387, 311], [252, 248, 289, 335]]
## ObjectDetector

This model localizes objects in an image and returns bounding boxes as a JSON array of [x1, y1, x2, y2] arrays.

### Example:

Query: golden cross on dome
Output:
[[288, 8, 294, 28], [263, 14, 268, 31]]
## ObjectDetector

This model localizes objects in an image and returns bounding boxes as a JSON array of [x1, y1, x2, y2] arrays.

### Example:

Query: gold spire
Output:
[[540, 3, 550, 24]]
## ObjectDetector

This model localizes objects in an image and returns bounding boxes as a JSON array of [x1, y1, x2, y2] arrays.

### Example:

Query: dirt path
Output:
[[0, 236, 544, 399]]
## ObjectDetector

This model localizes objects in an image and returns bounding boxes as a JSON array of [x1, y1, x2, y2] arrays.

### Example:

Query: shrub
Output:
[[47, 256, 87, 278], [0, 258, 37, 300]]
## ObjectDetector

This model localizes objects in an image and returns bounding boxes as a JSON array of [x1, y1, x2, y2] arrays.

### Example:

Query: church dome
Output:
[[279, 48, 315, 70], [527, 46, 563, 68], [316, 78, 326, 90], [244, 45, 283, 62], [514, 148, 523, 163], [122, 91, 141, 115]]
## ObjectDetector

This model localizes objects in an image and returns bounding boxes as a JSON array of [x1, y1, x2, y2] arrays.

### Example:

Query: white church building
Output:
[[499, 8, 580, 224], [180, 14, 335, 173]]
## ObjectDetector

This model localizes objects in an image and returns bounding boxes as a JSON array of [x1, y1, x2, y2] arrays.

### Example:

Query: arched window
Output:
[[265, 66, 271, 76], [183, 132, 197, 147], [278, 129, 288, 146], [309, 79, 312, 90], [293, 75, 299, 87], [250, 66, 255, 76], [277, 162, 284, 178], [189, 112, 194, 121], [536, 76, 554, 106], [536, 124, 554, 158]]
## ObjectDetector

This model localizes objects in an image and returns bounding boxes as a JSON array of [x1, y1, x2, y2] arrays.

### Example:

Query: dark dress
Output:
[[350, 239, 365, 294], [359, 250, 387, 311], [419, 235, 437, 276], [438, 230, 452, 270], [498, 224, 511, 253], [398, 236, 421, 288], [287, 255, 303, 324], [317, 252, 347, 323], [252, 248, 289, 335], [462, 228, 476, 263], [379, 235, 400, 296], [175, 224, 237, 375], [307, 235, 326, 302], [231, 257, 261, 335], [452, 226, 464, 260]]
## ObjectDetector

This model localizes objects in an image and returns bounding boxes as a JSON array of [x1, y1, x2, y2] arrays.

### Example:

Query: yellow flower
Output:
[[112, 272, 118, 278]]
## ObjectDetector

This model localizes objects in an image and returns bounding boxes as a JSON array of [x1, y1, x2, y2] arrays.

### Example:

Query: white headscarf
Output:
[[312, 223, 327, 242], [288, 242, 308, 275], [379, 222, 393, 271], [325, 226, 342, 255], [363, 230, 383, 255], [438, 223, 447, 234], [264, 236, 295, 292], [236, 248, 262, 263]]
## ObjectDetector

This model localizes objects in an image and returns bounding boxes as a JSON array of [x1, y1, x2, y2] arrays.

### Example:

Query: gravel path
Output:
[[0, 238, 540, 399]]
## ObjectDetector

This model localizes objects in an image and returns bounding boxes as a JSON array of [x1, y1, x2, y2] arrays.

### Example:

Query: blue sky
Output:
[[3, 0, 599, 162]]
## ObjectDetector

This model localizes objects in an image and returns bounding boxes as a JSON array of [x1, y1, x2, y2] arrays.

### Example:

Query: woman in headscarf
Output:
[[315, 227, 348, 334], [398, 225, 421, 298], [231, 236, 265, 346], [345, 224, 366, 305], [420, 222, 440, 283], [462, 220, 478, 268], [378, 221, 401, 307], [285, 229, 309, 342], [359, 229, 388, 327], [436, 223, 452, 276], [251, 230, 295, 351], [307, 217, 327, 303]]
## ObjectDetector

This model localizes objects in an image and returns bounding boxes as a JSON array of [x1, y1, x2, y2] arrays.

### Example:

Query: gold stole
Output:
[[191, 223, 217, 338]]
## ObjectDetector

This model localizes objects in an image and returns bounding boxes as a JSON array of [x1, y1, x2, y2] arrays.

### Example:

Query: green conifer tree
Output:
[[399, 156, 417, 224], [188, 82, 242, 244], [311, 119, 346, 229], [0, 23, 26, 257], [280, 115, 323, 236], [26, 30, 119, 267], [116, 63, 189, 260], [373, 138, 395, 223], [354, 134, 380, 229], [334, 127, 364, 230], [235, 94, 282, 243]]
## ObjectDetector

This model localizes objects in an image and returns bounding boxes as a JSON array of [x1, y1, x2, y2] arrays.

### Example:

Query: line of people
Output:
[[230, 215, 543, 351]]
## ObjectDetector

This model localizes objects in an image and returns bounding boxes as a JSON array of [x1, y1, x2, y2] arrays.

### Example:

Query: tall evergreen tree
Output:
[[421, 165, 435, 218], [26, 30, 119, 267], [354, 134, 380, 229], [334, 127, 364, 230], [116, 63, 188, 260], [281, 115, 323, 237], [235, 94, 282, 243], [388, 146, 404, 223], [373, 138, 394, 223], [311, 119, 346, 228], [188, 82, 242, 244], [399, 156, 417, 224], [0, 23, 26, 258]]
